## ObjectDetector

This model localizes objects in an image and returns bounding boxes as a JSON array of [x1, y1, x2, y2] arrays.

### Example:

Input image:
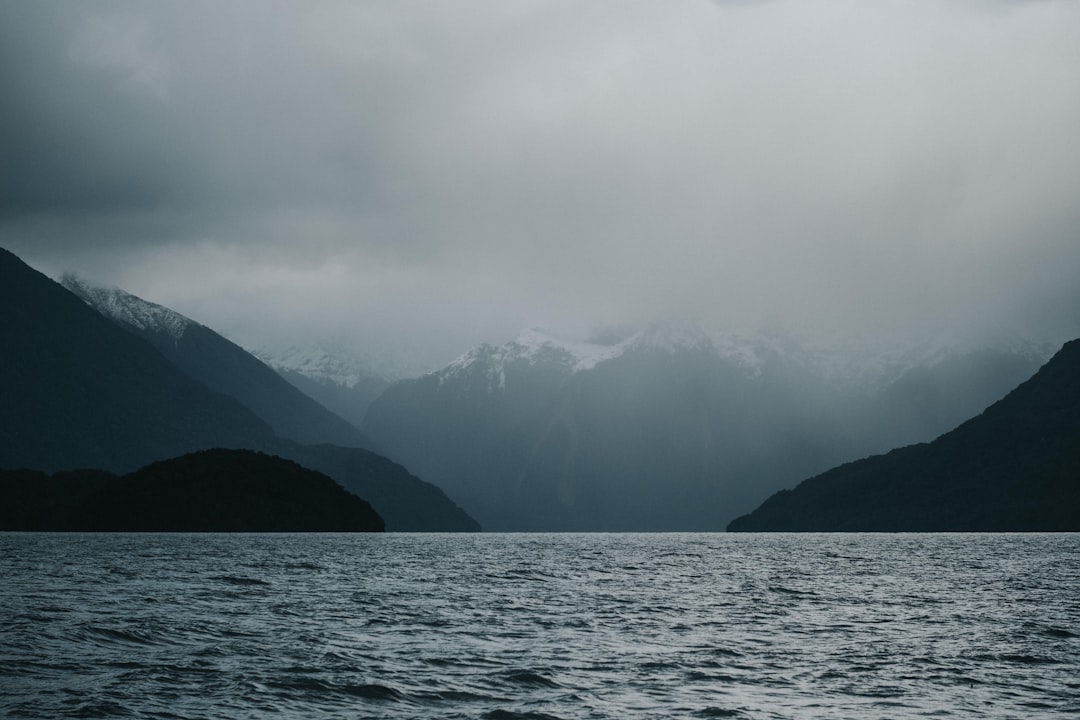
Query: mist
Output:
[[3, 0, 1079, 367]]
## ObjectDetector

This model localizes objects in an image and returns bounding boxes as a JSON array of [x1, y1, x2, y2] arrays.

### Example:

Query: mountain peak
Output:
[[441, 328, 623, 386], [626, 321, 716, 355], [447, 321, 719, 377]]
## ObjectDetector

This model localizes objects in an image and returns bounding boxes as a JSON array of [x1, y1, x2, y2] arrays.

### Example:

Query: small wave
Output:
[[341, 683, 407, 701], [711, 647, 743, 658], [64, 700, 132, 718], [640, 660, 677, 670], [266, 676, 408, 703], [696, 708, 745, 718], [499, 670, 561, 688], [686, 670, 740, 683], [219, 627, 260, 638], [105, 661, 146, 670], [211, 575, 271, 586], [416, 689, 498, 703], [483, 710, 564, 720], [1042, 627, 1076, 639], [81, 625, 164, 647], [997, 653, 1059, 665], [268, 676, 332, 694]]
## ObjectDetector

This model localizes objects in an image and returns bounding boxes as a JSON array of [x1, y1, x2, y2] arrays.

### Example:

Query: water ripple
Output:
[[2, 532, 1079, 719]]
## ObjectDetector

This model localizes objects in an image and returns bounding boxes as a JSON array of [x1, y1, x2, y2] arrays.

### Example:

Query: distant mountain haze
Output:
[[267, 366, 390, 430], [728, 338, 1080, 531], [362, 326, 1049, 530]]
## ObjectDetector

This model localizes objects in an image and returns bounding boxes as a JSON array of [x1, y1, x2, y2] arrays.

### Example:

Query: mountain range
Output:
[[4, 244, 1070, 532], [728, 338, 1080, 531], [0, 248, 477, 531], [361, 325, 1051, 530]]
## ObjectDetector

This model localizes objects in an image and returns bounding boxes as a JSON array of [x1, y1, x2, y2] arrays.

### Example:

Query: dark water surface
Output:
[[2, 533, 1078, 719]]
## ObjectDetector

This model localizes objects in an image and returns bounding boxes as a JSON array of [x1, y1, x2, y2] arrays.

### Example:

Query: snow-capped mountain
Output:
[[254, 343, 392, 389], [252, 342, 407, 427], [61, 275, 367, 448], [437, 327, 663, 393], [362, 320, 1053, 531], [435, 322, 1054, 395], [438, 323, 757, 391]]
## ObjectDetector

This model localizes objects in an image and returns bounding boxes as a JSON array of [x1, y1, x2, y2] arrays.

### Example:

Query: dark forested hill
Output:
[[728, 339, 1080, 531], [0, 448, 384, 532]]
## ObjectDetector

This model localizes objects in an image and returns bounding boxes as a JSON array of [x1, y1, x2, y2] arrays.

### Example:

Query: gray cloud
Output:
[[2, 0, 1079, 366]]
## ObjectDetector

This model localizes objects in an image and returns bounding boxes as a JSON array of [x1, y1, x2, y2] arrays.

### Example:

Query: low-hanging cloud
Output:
[[2, 0, 1079, 366]]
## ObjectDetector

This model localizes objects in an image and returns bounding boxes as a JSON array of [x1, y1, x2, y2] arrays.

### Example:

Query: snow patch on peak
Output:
[[627, 322, 716, 356], [513, 328, 628, 372], [252, 342, 399, 388], [438, 322, 729, 392], [439, 328, 625, 391], [60, 274, 193, 342]]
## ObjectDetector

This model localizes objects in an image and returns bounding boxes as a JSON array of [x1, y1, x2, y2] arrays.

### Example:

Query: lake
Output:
[[2, 532, 1078, 719]]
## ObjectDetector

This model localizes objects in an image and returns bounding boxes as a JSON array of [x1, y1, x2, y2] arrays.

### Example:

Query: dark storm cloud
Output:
[[0, 3, 389, 227], [2, 0, 1079, 363]]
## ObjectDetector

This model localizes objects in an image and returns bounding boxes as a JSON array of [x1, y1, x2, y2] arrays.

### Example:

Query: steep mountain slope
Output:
[[0, 247, 277, 473], [0, 248, 479, 531], [0, 448, 384, 532], [728, 339, 1080, 531], [362, 325, 1047, 531], [61, 276, 366, 448], [283, 443, 480, 532]]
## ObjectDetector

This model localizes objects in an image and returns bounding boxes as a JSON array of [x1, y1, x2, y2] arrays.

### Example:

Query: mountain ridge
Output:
[[362, 323, 1051, 531], [727, 338, 1080, 531], [61, 275, 367, 448]]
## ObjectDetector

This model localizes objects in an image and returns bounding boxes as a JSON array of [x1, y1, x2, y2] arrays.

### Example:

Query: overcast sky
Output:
[[2, 0, 1079, 367]]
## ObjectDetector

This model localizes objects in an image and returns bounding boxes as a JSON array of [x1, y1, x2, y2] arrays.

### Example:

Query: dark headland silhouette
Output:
[[0, 247, 478, 531], [0, 449, 384, 532], [729, 339, 1080, 531]]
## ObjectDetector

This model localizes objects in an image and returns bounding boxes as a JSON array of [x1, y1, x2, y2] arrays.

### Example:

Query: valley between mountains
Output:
[[1, 247, 1075, 531]]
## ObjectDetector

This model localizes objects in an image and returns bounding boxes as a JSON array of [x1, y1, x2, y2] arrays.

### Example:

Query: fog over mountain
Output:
[[2, 1, 1079, 365], [360, 324, 1051, 530]]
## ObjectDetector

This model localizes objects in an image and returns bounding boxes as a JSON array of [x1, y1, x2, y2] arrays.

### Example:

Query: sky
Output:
[[2, 0, 1079, 369]]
